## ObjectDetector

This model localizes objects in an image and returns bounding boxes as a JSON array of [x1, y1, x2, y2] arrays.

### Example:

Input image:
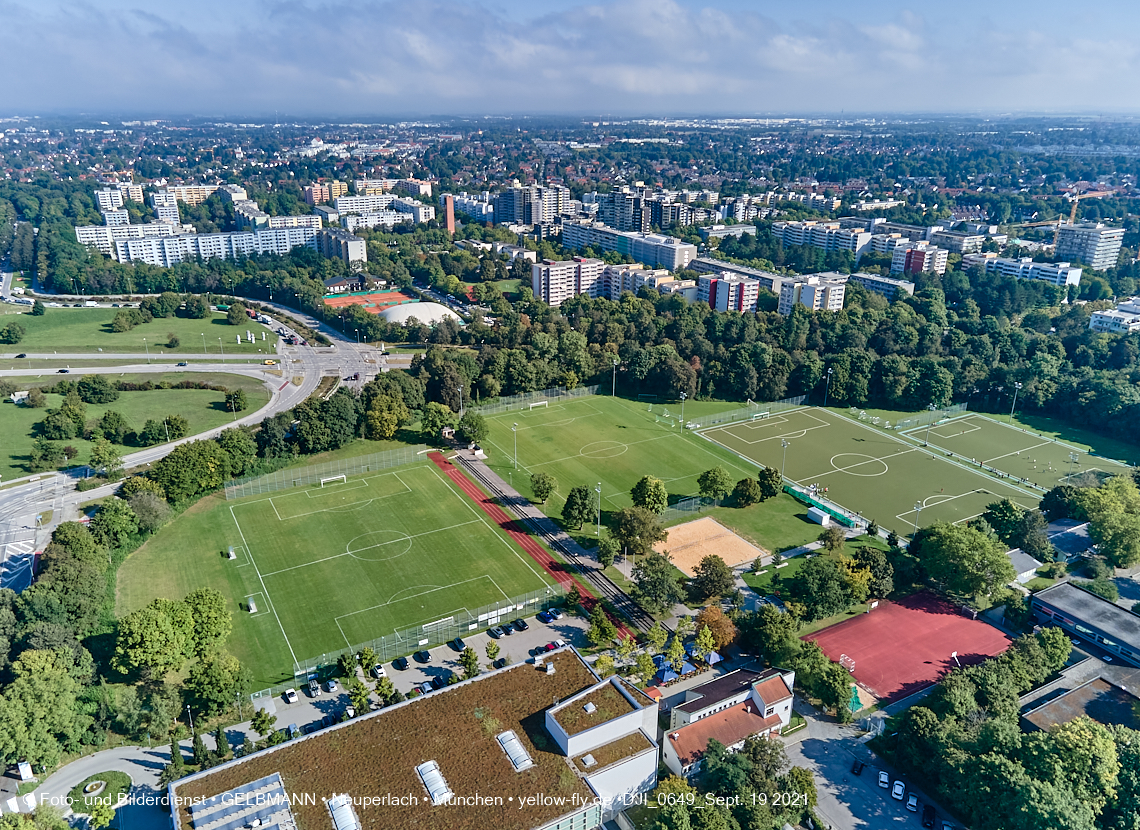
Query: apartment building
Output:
[[96, 181, 144, 204], [335, 194, 397, 214], [317, 227, 367, 264], [1055, 222, 1125, 270], [234, 200, 270, 229], [75, 221, 196, 256], [845, 272, 915, 298], [770, 220, 872, 260], [561, 221, 697, 270], [696, 274, 762, 313], [961, 254, 1083, 288], [1090, 298, 1140, 333], [698, 225, 758, 240], [154, 204, 181, 224], [217, 184, 249, 203], [111, 226, 365, 268], [891, 242, 948, 276], [102, 208, 130, 226], [691, 258, 786, 293], [269, 214, 322, 230], [150, 190, 178, 210], [392, 198, 436, 224], [531, 257, 606, 306], [304, 184, 330, 205], [441, 191, 495, 223], [353, 178, 399, 193], [777, 273, 847, 315], [602, 264, 674, 301], [341, 212, 413, 232], [165, 185, 220, 205], [397, 179, 433, 198], [494, 184, 571, 225], [95, 188, 124, 212], [929, 230, 985, 254]]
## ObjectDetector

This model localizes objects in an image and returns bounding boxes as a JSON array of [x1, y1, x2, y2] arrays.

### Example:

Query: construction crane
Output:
[[1053, 194, 1086, 247]]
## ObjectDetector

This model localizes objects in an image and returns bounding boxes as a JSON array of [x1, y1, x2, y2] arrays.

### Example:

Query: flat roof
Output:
[[551, 680, 637, 736], [1023, 675, 1140, 731], [172, 650, 600, 830], [674, 668, 768, 714], [1033, 582, 1140, 649]]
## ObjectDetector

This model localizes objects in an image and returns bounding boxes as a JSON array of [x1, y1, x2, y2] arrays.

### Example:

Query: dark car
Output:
[[851, 759, 865, 776], [512, 618, 528, 631], [14, 353, 25, 358], [492, 657, 508, 669], [922, 805, 936, 828], [413, 650, 431, 663], [450, 637, 466, 651], [57, 368, 69, 373], [393, 656, 408, 671], [488, 626, 505, 639], [176, 361, 188, 366], [306, 679, 321, 697], [536, 611, 553, 624], [499, 622, 514, 635]]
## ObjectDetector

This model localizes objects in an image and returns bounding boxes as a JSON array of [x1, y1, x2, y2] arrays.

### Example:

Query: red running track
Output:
[[806, 591, 1012, 703], [429, 452, 633, 639]]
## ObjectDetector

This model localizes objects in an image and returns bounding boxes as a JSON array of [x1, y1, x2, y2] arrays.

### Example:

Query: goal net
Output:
[[320, 474, 347, 487], [839, 654, 856, 673], [528, 400, 548, 410]]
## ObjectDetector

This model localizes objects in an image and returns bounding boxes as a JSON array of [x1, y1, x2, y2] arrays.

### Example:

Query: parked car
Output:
[[283, 688, 298, 704], [414, 650, 431, 663], [325, 679, 339, 693], [851, 760, 865, 775], [500, 622, 514, 636], [891, 781, 905, 801], [307, 679, 321, 697], [451, 637, 466, 651], [488, 626, 505, 638], [549, 608, 564, 620], [922, 804, 936, 827], [543, 640, 567, 652], [940, 821, 954, 830], [536, 611, 553, 624], [878, 771, 890, 788], [393, 656, 408, 671], [371, 664, 386, 679], [513, 618, 528, 631], [417, 681, 433, 695], [906, 793, 919, 812]]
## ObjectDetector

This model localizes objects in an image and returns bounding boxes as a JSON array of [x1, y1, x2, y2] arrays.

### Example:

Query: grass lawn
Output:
[[117, 461, 556, 687], [481, 395, 820, 553], [1025, 577, 1057, 592], [1, 308, 279, 354], [742, 555, 806, 594], [1008, 411, 1140, 468], [0, 373, 268, 481], [702, 406, 1039, 538]]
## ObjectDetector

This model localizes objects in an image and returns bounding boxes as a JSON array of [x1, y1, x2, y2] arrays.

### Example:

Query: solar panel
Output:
[[415, 761, 453, 805], [496, 731, 534, 772]]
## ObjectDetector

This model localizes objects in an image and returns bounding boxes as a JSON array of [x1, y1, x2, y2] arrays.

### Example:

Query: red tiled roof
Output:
[[753, 675, 792, 707], [668, 702, 782, 768]]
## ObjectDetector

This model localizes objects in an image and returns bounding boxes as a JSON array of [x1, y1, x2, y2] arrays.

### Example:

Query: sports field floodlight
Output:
[[823, 366, 834, 408], [679, 392, 687, 431], [1069, 451, 1079, 481], [611, 358, 620, 397], [924, 403, 936, 446], [512, 423, 518, 470], [913, 501, 924, 536], [781, 439, 790, 478], [595, 482, 602, 537], [1009, 381, 1023, 424], [457, 386, 464, 417], [218, 337, 224, 358]]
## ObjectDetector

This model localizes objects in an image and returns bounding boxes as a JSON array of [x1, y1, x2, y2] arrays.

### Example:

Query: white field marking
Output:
[[244, 591, 270, 618], [707, 411, 831, 446], [801, 447, 918, 482], [305, 478, 368, 498], [266, 474, 413, 521], [525, 432, 676, 469], [922, 420, 983, 440], [229, 506, 298, 666], [231, 544, 252, 567], [982, 439, 1056, 467]]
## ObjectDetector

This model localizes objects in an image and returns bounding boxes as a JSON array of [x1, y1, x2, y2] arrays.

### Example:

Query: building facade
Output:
[[1055, 223, 1124, 270], [561, 221, 696, 270], [845, 272, 915, 298], [532, 258, 606, 306], [777, 273, 847, 315], [960, 254, 1083, 287]]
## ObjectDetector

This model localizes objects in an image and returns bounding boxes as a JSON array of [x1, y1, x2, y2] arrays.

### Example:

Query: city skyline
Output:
[[2, 0, 1140, 116]]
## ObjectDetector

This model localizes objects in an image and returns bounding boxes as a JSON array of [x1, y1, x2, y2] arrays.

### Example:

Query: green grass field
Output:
[[481, 395, 822, 552], [903, 413, 1134, 490], [0, 372, 269, 480], [702, 407, 1039, 538], [0, 308, 279, 354], [117, 461, 554, 686]]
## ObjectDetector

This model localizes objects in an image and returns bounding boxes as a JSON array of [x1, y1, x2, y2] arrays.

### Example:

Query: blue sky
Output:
[[2, 0, 1138, 117]]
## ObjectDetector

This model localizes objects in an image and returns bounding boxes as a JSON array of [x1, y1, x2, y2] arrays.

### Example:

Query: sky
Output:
[[2, 0, 1140, 117]]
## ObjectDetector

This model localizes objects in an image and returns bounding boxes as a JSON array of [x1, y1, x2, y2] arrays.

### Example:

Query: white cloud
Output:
[[0, 0, 1138, 115]]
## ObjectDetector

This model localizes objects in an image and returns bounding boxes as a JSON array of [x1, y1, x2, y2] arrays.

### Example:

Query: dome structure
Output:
[[378, 302, 461, 325]]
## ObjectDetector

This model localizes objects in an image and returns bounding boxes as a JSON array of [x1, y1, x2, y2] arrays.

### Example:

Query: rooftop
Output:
[[667, 702, 783, 769], [173, 650, 600, 830], [550, 679, 638, 736], [1008, 548, 1043, 575], [674, 668, 768, 714], [572, 731, 654, 774], [1023, 674, 1140, 731], [1033, 582, 1140, 650]]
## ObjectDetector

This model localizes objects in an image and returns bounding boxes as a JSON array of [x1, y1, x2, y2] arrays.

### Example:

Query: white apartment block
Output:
[[851, 198, 904, 211], [353, 178, 398, 193], [341, 212, 413, 232], [691, 258, 787, 294], [166, 185, 219, 206], [95, 188, 124, 212], [1089, 298, 1140, 333], [1055, 222, 1125, 270], [102, 208, 130, 226], [150, 190, 179, 210], [531, 258, 606, 306], [154, 204, 181, 224], [217, 184, 249, 203], [603, 264, 673, 301], [397, 179, 433, 198], [335, 194, 397, 214], [75, 221, 195, 256], [441, 191, 495, 223], [870, 233, 913, 254], [561, 220, 697, 271], [777, 273, 847, 315], [111, 226, 365, 268], [771, 220, 872, 260], [929, 230, 985, 254], [391, 198, 436, 223], [101, 182, 144, 204], [268, 214, 322, 230], [234, 201, 270, 229], [846, 272, 915, 298], [961, 254, 1083, 288], [697, 274, 762, 313]]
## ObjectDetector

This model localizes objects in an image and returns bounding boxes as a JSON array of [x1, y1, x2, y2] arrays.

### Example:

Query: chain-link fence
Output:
[[224, 445, 430, 500], [249, 584, 565, 700], [893, 403, 969, 431], [470, 385, 598, 416], [684, 395, 807, 430], [661, 496, 722, 524]]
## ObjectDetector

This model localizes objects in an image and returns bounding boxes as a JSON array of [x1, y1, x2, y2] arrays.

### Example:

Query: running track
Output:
[[428, 453, 631, 637]]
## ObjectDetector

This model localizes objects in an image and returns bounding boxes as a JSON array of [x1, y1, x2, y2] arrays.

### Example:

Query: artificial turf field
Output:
[[900, 413, 1132, 490], [701, 407, 1040, 537], [117, 461, 553, 685]]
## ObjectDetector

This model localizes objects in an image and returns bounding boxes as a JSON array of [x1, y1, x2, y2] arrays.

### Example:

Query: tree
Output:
[[596, 537, 619, 568], [184, 588, 232, 657], [615, 634, 636, 666], [250, 708, 277, 737], [183, 295, 210, 318], [226, 303, 247, 325], [89, 438, 124, 480], [28, 437, 64, 472], [458, 647, 480, 679], [693, 624, 717, 662], [420, 401, 457, 441], [666, 634, 686, 673], [0, 321, 25, 344], [77, 375, 119, 404], [184, 652, 250, 717], [1075, 578, 1119, 602], [375, 676, 396, 704], [1089, 511, 1140, 568], [852, 546, 894, 598], [456, 412, 488, 445], [610, 506, 667, 557], [88, 803, 115, 830], [530, 472, 557, 504], [593, 654, 614, 677], [697, 467, 732, 502], [347, 678, 371, 713], [635, 652, 656, 683], [216, 427, 258, 476], [169, 735, 186, 773], [632, 551, 686, 615], [562, 485, 596, 530], [113, 606, 188, 677], [915, 521, 1016, 600], [359, 647, 377, 674], [694, 606, 738, 651], [983, 499, 1025, 546], [192, 730, 209, 766], [213, 726, 230, 762], [150, 440, 230, 502], [630, 475, 669, 514], [790, 556, 853, 621], [226, 389, 248, 413], [30, 299, 45, 316], [732, 477, 762, 507], [0, 649, 86, 768], [757, 466, 783, 500], [485, 640, 500, 665], [89, 497, 138, 547], [691, 555, 735, 600], [97, 410, 128, 444], [646, 621, 668, 653], [818, 524, 846, 553], [586, 604, 617, 647]]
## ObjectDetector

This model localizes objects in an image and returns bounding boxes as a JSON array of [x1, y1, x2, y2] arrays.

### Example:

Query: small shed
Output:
[[1008, 548, 1044, 584], [807, 506, 831, 526], [441, 426, 455, 440]]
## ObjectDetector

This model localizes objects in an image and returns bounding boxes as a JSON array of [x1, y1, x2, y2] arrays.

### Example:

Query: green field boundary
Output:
[[782, 483, 860, 528], [684, 394, 807, 429], [224, 444, 430, 498], [470, 384, 599, 416]]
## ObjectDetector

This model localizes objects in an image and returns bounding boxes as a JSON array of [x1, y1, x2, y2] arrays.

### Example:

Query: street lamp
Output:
[[200, 333, 206, 355], [913, 501, 924, 536], [457, 385, 464, 417], [924, 403, 937, 446], [512, 423, 518, 470], [822, 366, 834, 408], [355, 328, 360, 345], [679, 391, 686, 431], [186, 705, 195, 733], [595, 482, 602, 537], [611, 358, 619, 397], [218, 337, 224, 359], [143, 336, 150, 364], [1009, 381, 1023, 424], [781, 439, 790, 478]]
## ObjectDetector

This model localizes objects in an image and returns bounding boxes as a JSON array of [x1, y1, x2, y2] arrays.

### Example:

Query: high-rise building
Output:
[[845, 272, 916, 298], [561, 221, 696, 271], [770, 220, 872, 260], [699, 274, 762, 313], [102, 208, 130, 226], [304, 184, 330, 205], [110, 226, 365, 268], [335, 194, 397, 214], [493, 185, 570, 225], [444, 194, 455, 236], [154, 204, 181, 224], [891, 242, 948, 276], [217, 184, 249, 203], [1055, 222, 1124, 270], [777, 273, 847, 315], [531, 258, 606, 306], [75, 221, 196, 256], [961, 254, 1083, 288], [95, 188, 124, 212]]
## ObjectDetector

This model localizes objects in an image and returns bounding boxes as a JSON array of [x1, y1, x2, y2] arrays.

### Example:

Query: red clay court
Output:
[[806, 592, 1012, 703], [323, 290, 418, 315]]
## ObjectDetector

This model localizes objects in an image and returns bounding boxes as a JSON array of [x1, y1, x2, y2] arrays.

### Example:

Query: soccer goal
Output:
[[320, 474, 347, 487], [839, 654, 856, 673], [751, 411, 770, 421], [529, 400, 548, 410]]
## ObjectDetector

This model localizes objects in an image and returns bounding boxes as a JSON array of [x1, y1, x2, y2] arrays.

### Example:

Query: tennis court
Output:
[[900, 413, 1132, 490], [806, 592, 1013, 703], [700, 407, 1038, 537]]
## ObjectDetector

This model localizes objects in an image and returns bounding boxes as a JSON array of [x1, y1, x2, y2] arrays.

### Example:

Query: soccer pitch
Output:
[[118, 461, 553, 684], [900, 413, 1133, 490], [700, 408, 1040, 536]]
